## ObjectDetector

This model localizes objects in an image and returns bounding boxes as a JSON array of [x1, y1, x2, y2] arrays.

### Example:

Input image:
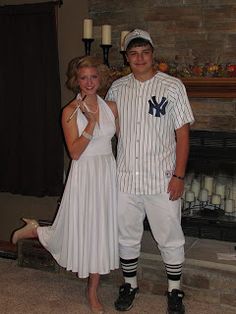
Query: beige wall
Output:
[[0, 0, 89, 241]]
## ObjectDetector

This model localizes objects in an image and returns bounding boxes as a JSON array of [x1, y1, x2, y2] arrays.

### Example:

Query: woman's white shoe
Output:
[[12, 218, 39, 244]]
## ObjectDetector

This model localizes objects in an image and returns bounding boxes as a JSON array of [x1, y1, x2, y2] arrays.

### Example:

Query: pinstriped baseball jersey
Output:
[[106, 71, 194, 195]]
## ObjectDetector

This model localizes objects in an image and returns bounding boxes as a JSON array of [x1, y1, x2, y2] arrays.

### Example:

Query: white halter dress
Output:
[[37, 95, 119, 278]]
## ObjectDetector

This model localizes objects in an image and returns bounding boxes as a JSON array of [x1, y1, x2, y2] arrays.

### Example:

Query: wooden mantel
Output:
[[181, 77, 236, 98]]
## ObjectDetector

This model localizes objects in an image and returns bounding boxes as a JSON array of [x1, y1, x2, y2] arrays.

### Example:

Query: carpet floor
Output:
[[0, 257, 235, 314]]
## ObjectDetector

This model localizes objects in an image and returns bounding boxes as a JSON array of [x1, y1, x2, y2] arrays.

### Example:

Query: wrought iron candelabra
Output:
[[100, 44, 112, 67], [82, 38, 94, 56]]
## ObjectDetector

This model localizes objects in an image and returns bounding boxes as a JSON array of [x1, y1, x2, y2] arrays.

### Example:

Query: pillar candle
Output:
[[211, 194, 221, 205], [215, 183, 225, 199], [204, 176, 214, 196], [120, 31, 129, 51], [199, 189, 208, 202], [184, 183, 191, 193], [184, 172, 194, 185], [83, 19, 93, 39], [101, 25, 111, 45], [185, 191, 195, 202], [225, 199, 235, 213], [191, 179, 200, 199]]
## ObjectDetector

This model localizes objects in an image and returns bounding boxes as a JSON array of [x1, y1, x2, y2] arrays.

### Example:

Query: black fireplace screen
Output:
[[188, 130, 236, 175], [183, 130, 236, 242]]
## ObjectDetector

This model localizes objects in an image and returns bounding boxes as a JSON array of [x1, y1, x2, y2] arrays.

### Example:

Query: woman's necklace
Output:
[[82, 100, 99, 114]]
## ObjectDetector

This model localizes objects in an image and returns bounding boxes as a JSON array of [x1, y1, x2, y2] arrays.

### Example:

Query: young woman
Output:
[[12, 56, 119, 314]]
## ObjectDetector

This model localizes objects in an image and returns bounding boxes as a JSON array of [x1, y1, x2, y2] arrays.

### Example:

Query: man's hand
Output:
[[167, 176, 184, 201]]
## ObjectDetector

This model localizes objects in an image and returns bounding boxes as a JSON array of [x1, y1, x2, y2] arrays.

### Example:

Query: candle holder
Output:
[[82, 38, 94, 56], [185, 201, 195, 216], [100, 44, 112, 67], [120, 50, 129, 66], [199, 200, 208, 210]]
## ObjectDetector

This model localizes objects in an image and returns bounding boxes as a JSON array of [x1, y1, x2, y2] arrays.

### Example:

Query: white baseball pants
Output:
[[118, 191, 185, 265]]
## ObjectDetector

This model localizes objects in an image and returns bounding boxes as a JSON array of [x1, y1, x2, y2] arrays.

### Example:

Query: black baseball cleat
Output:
[[167, 289, 185, 314], [114, 283, 139, 311]]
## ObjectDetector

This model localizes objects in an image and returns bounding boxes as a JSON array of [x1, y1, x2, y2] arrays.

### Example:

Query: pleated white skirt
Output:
[[37, 153, 119, 278]]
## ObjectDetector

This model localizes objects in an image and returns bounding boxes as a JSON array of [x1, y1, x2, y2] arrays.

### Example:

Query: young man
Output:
[[106, 29, 194, 313]]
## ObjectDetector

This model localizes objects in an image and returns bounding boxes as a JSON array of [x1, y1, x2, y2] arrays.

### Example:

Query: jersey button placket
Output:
[[135, 85, 142, 193]]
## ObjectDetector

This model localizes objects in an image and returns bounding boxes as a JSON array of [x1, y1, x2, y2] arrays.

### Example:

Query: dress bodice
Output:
[[77, 95, 116, 156]]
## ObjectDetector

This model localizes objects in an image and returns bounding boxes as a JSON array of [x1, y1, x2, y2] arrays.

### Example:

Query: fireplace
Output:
[[144, 130, 236, 241], [181, 130, 236, 241]]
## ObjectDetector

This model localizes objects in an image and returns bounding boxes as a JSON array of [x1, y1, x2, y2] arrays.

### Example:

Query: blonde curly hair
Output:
[[66, 55, 110, 94]]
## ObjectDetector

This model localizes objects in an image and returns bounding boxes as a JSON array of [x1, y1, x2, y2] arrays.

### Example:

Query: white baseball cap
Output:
[[124, 29, 154, 51]]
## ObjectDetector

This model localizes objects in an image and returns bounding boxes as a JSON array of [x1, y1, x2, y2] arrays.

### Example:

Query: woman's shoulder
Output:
[[63, 99, 78, 113], [62, 99, 78, 123]]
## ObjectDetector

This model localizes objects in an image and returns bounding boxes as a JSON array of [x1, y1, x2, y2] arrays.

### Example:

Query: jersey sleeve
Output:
[[105, 84, 116, 102], [171, 81, 195, 130]]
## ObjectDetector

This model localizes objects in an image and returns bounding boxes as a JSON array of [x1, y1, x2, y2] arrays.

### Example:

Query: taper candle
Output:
[[83, 19, 93, 39], [102, 25, 111, 45]]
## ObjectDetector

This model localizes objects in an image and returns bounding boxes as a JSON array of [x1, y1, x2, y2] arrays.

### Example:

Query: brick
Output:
[[184, 287, 220, 304], [210, 274, 236, 290], [182, 273, 210, 289], [146, 7, 202, 22], [204, 21, 236, 32], [190, 100, 235, 115], [220, 293, 236, 307], [17, 239, 59, 273], [139, 279, 167, 295], [141, 266, 166, 283], [138, 279, 155, 294], [190, 115, 211, 129], [203, 7, 234, 20], [209, 116, 236, 130]]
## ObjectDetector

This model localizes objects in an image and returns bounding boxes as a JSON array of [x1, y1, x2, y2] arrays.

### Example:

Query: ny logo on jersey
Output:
[[148, 96, 168, 117]]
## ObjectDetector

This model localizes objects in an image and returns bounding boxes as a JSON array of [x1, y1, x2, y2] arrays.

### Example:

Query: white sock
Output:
[[168, 279, 180, 292], [124, 276, 138, 289]]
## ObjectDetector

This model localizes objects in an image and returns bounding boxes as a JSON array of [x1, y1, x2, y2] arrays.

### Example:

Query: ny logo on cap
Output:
[[133, 30, 142, 36]]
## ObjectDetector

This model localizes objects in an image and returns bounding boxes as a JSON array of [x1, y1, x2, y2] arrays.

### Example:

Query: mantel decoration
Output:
[[154, 60, 236, 78], [109, 61, 236, 79], [107, 63, 236, 98]]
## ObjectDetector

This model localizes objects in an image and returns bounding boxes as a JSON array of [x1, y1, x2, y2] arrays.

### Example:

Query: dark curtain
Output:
[[0, 2, 64, 197]]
